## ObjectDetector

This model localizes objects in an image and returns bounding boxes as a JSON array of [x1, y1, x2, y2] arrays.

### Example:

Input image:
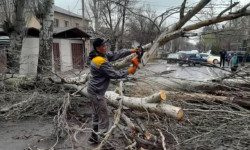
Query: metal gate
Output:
[[71, 43, 84, 69], [53, 43, 60, 72]]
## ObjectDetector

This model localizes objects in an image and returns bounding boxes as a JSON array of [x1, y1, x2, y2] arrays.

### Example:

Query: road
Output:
[[140, 60, 230, 81], [131, 60, 235, 91]]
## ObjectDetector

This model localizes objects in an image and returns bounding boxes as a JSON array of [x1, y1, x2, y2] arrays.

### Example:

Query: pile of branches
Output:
[[160, 97, 250, 149], [0, 72, 249, 149]]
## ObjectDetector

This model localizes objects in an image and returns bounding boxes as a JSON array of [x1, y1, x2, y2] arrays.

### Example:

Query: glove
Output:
[[128, 66, 136, 74], [131, 56, 140, 67], [130, 48, 138, 53]]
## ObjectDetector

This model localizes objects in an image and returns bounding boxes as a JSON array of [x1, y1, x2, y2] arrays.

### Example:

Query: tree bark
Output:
[[4, 0, 26, 74], [105, 91, 183, 120], [63, 84, 183, 120], [37, 0, 54, 75]]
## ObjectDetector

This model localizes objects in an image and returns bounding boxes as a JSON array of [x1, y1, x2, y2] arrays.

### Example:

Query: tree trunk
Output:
[[105, 91, 183, 120], [63, 84, 183, 120], [37, 0, 54, 75], [5, 0, 26, 74]]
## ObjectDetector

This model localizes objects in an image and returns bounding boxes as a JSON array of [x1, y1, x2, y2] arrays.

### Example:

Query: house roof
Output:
[[54, 5, 91, 22], [54, 27, 91, 38]]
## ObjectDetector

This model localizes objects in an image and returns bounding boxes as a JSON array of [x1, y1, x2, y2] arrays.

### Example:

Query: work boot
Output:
[[88, 132, 99, 145], [88, 124, 99, 145]]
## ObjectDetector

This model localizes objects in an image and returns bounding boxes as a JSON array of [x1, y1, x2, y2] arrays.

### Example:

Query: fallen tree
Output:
[[64, 84, 183, 120], [1, 1, 250, 149], [114, 1, 250, 69]]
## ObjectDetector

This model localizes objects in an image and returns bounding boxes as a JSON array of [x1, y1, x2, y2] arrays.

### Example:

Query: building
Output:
[[27, 5, 90, 30], [18, 27, 90, 75], [0, 3, 91, 75]]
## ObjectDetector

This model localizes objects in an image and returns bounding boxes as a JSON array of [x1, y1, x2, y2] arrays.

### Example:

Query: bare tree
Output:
[[1, 0, 26, 74], [87, 0, 136, 50], [34, 0, 54, 75], [87, 0, 101, 32]]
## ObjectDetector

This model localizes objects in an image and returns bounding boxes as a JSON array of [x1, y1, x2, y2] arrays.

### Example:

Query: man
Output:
[[220, 49, 227, 67], [87, 38, 138, 144], [230, 53, 239, 72]]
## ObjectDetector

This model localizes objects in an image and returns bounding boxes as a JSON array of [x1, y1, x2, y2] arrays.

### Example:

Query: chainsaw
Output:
[[131, 45, 144, 68]]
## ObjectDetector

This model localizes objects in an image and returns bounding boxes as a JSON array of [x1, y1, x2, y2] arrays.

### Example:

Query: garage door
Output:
[[71, 43, 84, 69], [53, 43, 60, 72]]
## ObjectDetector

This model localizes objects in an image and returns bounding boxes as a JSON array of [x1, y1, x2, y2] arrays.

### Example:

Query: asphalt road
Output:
[[138, 60, 231, 81]]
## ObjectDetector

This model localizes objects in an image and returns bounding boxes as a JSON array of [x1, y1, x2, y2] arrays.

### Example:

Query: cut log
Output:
[[144, 91, 166, 103], [136, 118, 159, 143], [119, 114, 162, 149], [63, 84, 183, 120], [116, 89, 166, 103], [105, 91, 183, 120], [121, 113, 139, 135]]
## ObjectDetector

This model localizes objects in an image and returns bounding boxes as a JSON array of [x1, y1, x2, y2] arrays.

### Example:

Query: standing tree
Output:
[[1, 0, 26, 74], [87, 0, 134, 51], [34, 0, 54, 76]]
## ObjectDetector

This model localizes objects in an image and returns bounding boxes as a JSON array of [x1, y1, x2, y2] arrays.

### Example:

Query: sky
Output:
[[54, 0, 249, 44], [54, 0, 249, 16]]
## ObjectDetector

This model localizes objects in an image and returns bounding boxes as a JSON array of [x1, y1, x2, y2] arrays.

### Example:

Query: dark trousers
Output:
[[231, 66, 238, 72], [87, 91, 109, 133], [220, 57, 225, 67]]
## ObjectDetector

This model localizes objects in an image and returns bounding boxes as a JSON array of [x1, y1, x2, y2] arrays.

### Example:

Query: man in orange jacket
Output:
[[87, 38, 137, 144]]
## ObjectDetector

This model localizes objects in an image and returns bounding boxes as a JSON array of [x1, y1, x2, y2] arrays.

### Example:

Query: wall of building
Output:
[[53, 39, 83, 72], [19, 38, 39, 76], [25, 12, 84, 29], [27, 15, 41, 29], [84, 38, 91, 62], [19, 38, 84, 75], [54, 12, 83, 28]]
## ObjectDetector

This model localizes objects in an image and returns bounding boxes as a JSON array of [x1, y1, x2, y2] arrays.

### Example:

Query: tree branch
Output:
[[238, 2, 250, 13], [158, 7, 250, 46], [180, 0, 187, 20], [171, 0, 211, 31], [217, 2, 239, 18]]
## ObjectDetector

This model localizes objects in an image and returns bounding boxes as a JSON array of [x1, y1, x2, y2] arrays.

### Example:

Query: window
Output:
[[54, 19, 59, 27], [64, 20, 69, 27], [200, 54, 208, 57]]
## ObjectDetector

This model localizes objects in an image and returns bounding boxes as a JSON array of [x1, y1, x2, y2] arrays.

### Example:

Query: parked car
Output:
[[206, 54, 221, 64], [166, 53, 179, 63], [200, 53, 210, 60], [178, 53, 206, 66]]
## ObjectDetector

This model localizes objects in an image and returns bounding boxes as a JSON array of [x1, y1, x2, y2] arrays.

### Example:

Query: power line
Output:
[[71, 0, 80, 12]]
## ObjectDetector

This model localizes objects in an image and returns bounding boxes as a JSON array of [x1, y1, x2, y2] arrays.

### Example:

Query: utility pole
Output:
[[81, 0, 87, 67], [82, 0, 86, 30]]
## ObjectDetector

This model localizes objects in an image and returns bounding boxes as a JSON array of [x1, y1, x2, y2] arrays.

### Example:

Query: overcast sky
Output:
[[54, 0, 249, 16], [54, 0, 249, 44]]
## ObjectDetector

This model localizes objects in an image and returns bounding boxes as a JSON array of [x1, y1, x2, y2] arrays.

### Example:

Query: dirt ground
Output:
[[0, 93, 125, 150], [0, 117, 55, 150]]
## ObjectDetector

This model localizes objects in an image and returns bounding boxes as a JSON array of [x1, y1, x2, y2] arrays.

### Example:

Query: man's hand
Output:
[[130, 48, 138, 53], [128, 66, 136, 74]]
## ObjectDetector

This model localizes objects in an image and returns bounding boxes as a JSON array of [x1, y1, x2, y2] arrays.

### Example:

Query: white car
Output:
[[207, 55, 220, 64]]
